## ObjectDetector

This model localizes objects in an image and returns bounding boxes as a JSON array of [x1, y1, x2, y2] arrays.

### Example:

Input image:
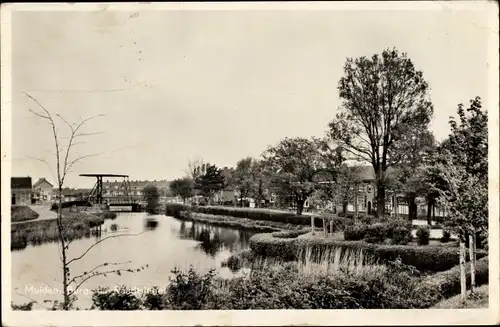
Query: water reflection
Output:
[[176, 220, 254, 257], [11, 213, 256, 309]]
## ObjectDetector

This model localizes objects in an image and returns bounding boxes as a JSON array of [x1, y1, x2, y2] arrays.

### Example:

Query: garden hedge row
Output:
[[249, 232, 488, 272], [166, 203, 349, 231]]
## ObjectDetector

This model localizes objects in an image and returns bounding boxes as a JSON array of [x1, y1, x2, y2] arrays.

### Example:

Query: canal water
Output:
[[11, 213, 255, 310]]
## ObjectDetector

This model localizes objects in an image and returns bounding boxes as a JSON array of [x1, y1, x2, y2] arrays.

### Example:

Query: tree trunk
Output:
[[426, 198, 432, 225], [376, 180, 386, 217], [432, 203, 436, 221], [323, 218, 327, 237], [296, 198, 305, 216], [354, 193, 359, 221], [329, 220, 333, 236], [469, 232, 476, 293], [408, 194, 417, 221], [459, 240, 466, 301], [57, 186, 70, 310], [311, 216, 315, 235], [342, 201, 348, 214], [394, 196, 399, 219]]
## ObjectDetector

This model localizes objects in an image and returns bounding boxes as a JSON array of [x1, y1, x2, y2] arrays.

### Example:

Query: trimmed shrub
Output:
[[416, 256, 489, 306], [249, 232, 488, 272], [272, 230, 309, 239], [416, 226, 430, 245], [441, 229, 451, 243], [249, 233, 299, 261], [364, 223, 388, 244], [343, 224, 367, 241], [392, 226, 412, 245]]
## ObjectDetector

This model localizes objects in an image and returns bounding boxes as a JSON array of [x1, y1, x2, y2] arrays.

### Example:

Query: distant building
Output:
[[11, 177, 32, 205], [33, 178, 54, 203], [102, 179, 171, 201]]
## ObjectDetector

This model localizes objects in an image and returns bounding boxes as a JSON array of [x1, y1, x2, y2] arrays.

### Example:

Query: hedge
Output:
[[165, 204, 349, 231], [271, 230, 310, 239], [11, 206, 40, 222], [249, 232, 488, 272], [344, 220, 412, 244], [416, 256, 489, 305]]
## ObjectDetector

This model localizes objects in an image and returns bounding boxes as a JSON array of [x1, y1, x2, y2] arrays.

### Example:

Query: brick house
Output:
[[33, 178, 54, 204], [11, 177, 32, 205]]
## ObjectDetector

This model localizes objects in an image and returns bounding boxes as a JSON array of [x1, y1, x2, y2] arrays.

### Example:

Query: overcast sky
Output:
[[9, 4, 496, 188]]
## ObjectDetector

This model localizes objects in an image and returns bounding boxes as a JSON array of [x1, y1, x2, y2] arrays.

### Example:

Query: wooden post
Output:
[[329, 220, 333, 237], [469, 233, 476, 293], [354, 193, 359, 223], [459, 241, 467, 301], [311, 215, 315, 235], [323, 219, 327, 237]]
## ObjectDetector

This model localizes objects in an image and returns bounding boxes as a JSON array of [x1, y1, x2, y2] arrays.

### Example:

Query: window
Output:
[[367, 184, 372, 193]]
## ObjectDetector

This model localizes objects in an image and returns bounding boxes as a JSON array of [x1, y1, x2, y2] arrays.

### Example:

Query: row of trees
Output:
[[171, 49, 487, 224], [169, 48, 488, 299]]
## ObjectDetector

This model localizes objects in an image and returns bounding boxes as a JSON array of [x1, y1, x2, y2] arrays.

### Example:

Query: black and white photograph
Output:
[[1, 1, 499, 326]]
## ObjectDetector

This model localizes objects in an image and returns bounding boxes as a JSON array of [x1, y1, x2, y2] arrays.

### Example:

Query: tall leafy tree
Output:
[[437, 97, 488, 240], [143, 185, 160, 214], [389, 129, 436, 220], [249, 159, 272, 207], [170, 178, 194, 203], [194, 163, 225, 205], [436, 97, 487, 296], [329, 48, 434, 217], [232, 157, 256, 207], [263, 137, 342, 215]]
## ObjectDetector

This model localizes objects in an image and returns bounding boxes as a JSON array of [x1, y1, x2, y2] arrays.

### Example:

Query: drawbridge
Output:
[[80, 174, 141, 212]]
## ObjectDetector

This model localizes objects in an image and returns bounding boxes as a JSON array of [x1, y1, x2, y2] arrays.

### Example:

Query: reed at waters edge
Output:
[[11, 213, 104, 250], [223, 246, 384, 281]]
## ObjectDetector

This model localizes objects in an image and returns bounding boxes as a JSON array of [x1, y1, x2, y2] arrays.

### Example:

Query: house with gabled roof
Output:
[[33, 178, 54, 204], [11, 177, 32, 205]]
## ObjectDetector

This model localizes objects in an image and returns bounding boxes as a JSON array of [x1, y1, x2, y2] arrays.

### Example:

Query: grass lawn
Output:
[[432, 284, 489, 309], [11, 206, 40, 222]]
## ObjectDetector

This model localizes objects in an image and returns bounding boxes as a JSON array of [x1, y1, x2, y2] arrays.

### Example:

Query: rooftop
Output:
[[11, 177, 32, 189]]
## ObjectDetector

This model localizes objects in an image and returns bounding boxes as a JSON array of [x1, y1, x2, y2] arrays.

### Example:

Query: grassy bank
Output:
[[11, 206, 40, 222], [166, 203, 346, 230], [11, 212, 104, 250], [432, 284, 489, 308], [176, 211, 314, 233]]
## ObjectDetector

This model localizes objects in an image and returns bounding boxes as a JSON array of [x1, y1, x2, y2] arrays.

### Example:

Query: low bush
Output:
[[249, 232, 488, 272], [91, 285, 143, 310], [221, 249, 256, 271], [11, 206, 39, 222], [441, 229, 451, 243], [166, 203, 189, 218], [343, 224, 366, 241], [344, 220, 411, 244], [392, 226, 412, 245], [416, 226, 430, 245], [89, 261, 446, 310], [364, 223, 388, 244]]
